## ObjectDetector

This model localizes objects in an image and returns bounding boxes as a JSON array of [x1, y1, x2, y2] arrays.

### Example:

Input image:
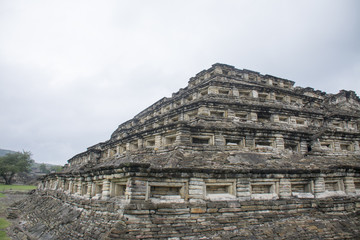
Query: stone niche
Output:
[[145, 179, 188, 203], [290, 179, 314, 198], [204, 179, 236, 200], [250, 179, 279, 200], [110, 179, 128, 198]]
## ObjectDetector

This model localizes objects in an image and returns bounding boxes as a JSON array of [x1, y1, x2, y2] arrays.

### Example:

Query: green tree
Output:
[[50, 166, 63, 173], [0, 151, 33, 185], [39, 163, 49, 173]]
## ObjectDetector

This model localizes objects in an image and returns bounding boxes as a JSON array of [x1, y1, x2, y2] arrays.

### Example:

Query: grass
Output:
[[0, 218, 10, 229], [0, 230, 11, 240], [0, 193, 5, 198], [0, 184, 36, 192], [0, 218, 11, 240]]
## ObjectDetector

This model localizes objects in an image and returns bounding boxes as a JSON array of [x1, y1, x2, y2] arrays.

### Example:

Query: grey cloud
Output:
[[0, 0, 359, 164]]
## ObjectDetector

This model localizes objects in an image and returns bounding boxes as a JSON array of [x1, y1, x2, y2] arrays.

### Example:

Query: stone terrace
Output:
[[9, 64, 360, 239]]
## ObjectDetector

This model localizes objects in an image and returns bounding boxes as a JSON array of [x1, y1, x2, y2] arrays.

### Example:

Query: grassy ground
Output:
[[0, 184, 37, 192], [0, 184, 36, 239], [0, 199, 11, 240], [0, 218, 11, 240], [0, 230, 11, 240]]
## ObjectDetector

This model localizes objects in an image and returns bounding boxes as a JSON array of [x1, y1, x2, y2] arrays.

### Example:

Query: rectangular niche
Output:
[[291, 183, 311, 193], [145, 138, 156, 148], [185, 111, 197, 120], [325, 179, 344, 192], [320, 142, 332, 149], [64, 182, 70, 191], [110, 180, 127, 197], [250, 181, 278, 200], [284, 142, 299, 152], [255, 139, 274, 147], [296, 119, 305, 125], [147, 182, 187, 202], [191, 135, 213, 145], [210, 111, 225, 118], [291, 180, 314, 198], [94, 183, 103, 196], [218, 89, 230, 95], [81, 184, 88, 196], [225, 138, 243, 146], [207, 185, 229, 194], [151, 186, 181, 198], [164, 135, 176, 146], [200, 89, 208, 96], [251, 184, 272, 194], [174, 101, 181, 108], [325, 182, 338, 191], [275, 95, 284, 101], [354, 179, 360, 193], [170, 116, 179, 123], [258, 93, 269, 100], [332, 122, 342, 128], [257, 112, 271, 123], [235, 112, 248, 121], [71, 184, 77, 194], [340, 143, 352, 151], [163, 105, 171, 112], [205, 180, 236, 200], [110, 148, 117, 157], [283, 83, 292, 89], [279, 116, 289, 123], [186, 95, 194, 102], [118, 145, 126, 154], [238, 90, 250, 98], [130, 141, 138, 150]]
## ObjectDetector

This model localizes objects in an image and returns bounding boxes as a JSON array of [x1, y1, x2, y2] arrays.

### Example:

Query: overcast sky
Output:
[[0, 0, 359, 165]]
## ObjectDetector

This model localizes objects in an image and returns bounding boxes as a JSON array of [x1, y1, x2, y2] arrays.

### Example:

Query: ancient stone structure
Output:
[[9, 64, 360, 239]]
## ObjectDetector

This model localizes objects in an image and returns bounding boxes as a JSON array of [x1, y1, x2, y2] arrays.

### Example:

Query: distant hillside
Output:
[[0, 148, 16, 157], [0, 148, 61, 167], [0, 148, 62, 184]]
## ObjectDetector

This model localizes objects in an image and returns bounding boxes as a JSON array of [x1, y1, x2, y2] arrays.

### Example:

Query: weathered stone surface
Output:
[[9, 63, 360, 239], [8, 191, 360, 239]]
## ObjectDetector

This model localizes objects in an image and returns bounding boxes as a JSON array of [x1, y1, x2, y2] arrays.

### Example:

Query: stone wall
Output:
[[111, 197, 360, 239], [39, 164, 360, 202], [10, 165, 359, 239], [8, 190, 360, 239]]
